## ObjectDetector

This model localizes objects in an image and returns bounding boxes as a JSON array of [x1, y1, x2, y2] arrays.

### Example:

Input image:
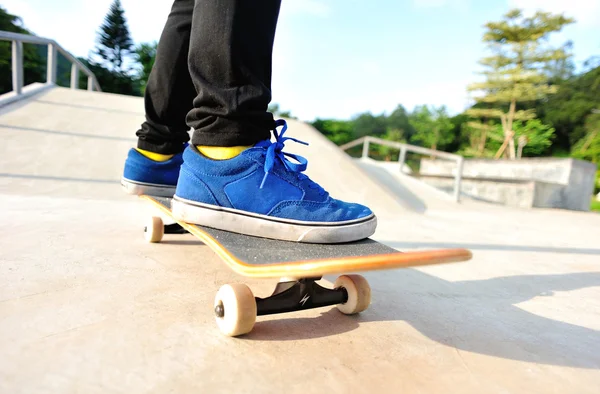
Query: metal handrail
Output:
[[0, 30, 101, 102], [340, 136, 464, 202]]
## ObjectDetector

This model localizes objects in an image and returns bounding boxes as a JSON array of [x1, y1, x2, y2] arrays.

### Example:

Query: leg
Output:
[[121, 0, 193, 197], [186, 0, 281, 147], [136, 0, 196, 155], [171, 0, 377, 243]]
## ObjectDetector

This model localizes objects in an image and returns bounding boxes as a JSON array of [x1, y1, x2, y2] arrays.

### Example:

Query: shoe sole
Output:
[[171, 196, 377, 244], [121, 178, 176, 197]]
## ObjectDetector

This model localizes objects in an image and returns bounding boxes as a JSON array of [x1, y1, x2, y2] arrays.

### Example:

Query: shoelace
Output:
[[260, 119, 325, 196]]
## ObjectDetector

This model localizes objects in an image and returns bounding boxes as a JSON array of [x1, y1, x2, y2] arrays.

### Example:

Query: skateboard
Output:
[[140, 195, 473, 336]]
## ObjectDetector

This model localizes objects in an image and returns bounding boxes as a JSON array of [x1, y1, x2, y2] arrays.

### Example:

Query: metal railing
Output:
[[0, 31, 101, 104], [340, 136, 464, 202]]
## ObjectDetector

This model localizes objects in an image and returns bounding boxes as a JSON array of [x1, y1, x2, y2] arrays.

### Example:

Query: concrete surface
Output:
[[1, 87, 600, 393], [419, 157, 597, 211]]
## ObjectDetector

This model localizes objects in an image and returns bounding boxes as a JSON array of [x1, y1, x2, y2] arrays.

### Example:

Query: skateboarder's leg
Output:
[[136, 0, 195, 155], [185, 0, 279, 152], [122, 0, 194, 196], [172, 0, 377, 243]]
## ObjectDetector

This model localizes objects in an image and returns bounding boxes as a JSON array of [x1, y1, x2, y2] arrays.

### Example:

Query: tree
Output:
[[466, 9, 574, 159], [311, 118, 354, 146], [536, 65, 600, 153], [386, 104, 415, 140], [92, 0, 135, 74], [87, 0, 140, 96], [409, 105, 454, 152], [135, 41, 157, 93], [572, 112, 600, 163], [352, 112, 387, 138], [0, 6, 45, 94]]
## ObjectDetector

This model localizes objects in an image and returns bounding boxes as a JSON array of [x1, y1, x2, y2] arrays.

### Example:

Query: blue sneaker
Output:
[[121, 147, 185, 197], [171, 120, 377, 243]]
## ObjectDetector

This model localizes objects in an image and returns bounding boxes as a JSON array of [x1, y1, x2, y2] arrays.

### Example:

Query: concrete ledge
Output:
[[419, 158, 597, 211]]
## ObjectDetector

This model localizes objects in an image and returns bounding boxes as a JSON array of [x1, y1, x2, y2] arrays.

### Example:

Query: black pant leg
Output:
[[136, 0, 196, 154], [186, 0, 282, 147]]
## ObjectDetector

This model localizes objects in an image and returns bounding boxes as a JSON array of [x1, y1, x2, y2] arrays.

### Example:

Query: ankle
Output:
[[197, 145, 251, 160], [136, 148, 174, 162]]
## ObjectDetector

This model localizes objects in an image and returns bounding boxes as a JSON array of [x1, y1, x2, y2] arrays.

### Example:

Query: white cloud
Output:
[[507, 0, 600, 28]]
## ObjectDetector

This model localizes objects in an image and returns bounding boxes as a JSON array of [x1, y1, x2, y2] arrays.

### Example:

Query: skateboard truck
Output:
[[213, 275, 371, 337], [214, 278, 349, 318]]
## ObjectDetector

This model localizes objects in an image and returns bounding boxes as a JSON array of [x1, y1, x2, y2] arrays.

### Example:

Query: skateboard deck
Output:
[[141, 195, 472, 278], [140, 194, 473, 336]]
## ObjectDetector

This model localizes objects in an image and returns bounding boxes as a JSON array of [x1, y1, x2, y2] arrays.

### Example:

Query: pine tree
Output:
[[93, 0, 134, 74], [466, 9, 574, 159]]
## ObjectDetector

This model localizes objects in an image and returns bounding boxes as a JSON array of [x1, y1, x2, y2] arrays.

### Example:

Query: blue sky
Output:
[[4, 0, 600, 121]]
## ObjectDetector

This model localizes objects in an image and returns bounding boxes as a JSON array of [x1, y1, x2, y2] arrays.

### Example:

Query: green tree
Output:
[[536, 65, 600, 153], [93, 0, 134, 74], [572, 112, 600, 163], [311, 118, 354, 145], [88, 0, 140, 96], [409, 105, 454, 151], [0, 6, 45, 94], [135, 41, 157, 93], [351, 112, 387, 138], [466, 9, 574, 159], [386, 104, 415, 140]]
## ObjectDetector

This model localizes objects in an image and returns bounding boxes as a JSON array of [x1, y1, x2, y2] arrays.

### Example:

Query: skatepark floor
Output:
[[1, 87, 599, 393]]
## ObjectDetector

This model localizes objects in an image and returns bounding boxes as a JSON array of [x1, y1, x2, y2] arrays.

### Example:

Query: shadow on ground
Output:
[[245, 270, 600, 369]]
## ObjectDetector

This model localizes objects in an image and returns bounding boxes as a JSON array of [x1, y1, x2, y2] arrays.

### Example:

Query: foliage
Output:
[[409, 105, 454, 151], [0, 6, 45, 94], [571, 112, 600, 166], [485, 119, 555, 158], [466, 8, 574, 159], [135, 41, 157, 94], [311, 118, 354, 146], [86, 0, 140, 95], [536, 65, 600, 152], [591, 198, 600, 212], [91, 0, 134, 74], [351, 112, 388, 138]]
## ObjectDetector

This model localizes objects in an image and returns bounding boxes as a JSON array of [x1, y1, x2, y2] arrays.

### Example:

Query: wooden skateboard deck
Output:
[[141, 195, 472, 278], [140, 194, 473, 336]]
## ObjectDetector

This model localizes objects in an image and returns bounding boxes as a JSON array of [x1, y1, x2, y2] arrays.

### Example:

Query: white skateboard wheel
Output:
[[334, 274, 371, 314], [214, 283, 257, 336], [145, 216, 164, 243]]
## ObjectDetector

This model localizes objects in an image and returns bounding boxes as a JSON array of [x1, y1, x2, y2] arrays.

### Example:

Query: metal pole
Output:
[[398, 146, 407, 173], [46, 43, 57, 84], [70, 63, 79, 89], [453, 157, 464, 202], [362, 139, 370, 159], [87, 76, 94, 91], [12, 40, 23, 95]]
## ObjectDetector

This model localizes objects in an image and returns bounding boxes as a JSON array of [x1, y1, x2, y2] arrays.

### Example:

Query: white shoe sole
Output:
[[171, 196, 377, 244], [121, 178, 176, 197]]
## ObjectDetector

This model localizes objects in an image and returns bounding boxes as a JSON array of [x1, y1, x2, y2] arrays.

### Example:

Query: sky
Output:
[[3, 0, 600, 121]]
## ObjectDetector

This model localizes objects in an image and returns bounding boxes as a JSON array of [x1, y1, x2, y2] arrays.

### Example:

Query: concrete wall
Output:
[[418, 158, 597, 211]]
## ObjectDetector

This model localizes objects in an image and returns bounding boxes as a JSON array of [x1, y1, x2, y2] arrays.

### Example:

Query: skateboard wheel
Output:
[[334, 275, 371, 315], [214, 283, 257, 337], [145, 216, 164, 243]]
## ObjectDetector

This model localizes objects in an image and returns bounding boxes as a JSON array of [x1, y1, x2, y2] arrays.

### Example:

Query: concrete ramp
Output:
[[354, 157, 458, 213], [0, 87, 142, 200]]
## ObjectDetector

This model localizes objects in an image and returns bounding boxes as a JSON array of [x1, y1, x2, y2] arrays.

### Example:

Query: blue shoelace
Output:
[[260, 119, 325, 196]]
